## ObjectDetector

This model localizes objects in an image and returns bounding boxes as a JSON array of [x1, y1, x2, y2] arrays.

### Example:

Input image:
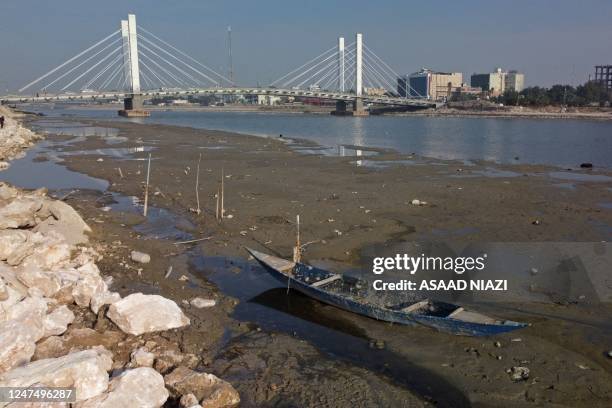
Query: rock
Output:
[[16, 265, 62, 297], [43, 305, 75, 337], [0, 277, 8, 301], [0, 348, 112, 401], [130, 251, 151, 264], [34, 200, 91, 245], [153, 349, 194, 374], [0, 320, 38, 373], [20, 238, 72, 270], [530, 267, 538, 275], [130, 347, 155, 368], [107, 293, 190, 336], [5, 296, 48, 340], [72, 262, 107, 309], [79, 367, 168, 408], [33, 329, 124, 361], [0, 196, 44, 229], [164, 366, 240, 407], [607, 350, 612, 359], [180, 393, 200, 408], [0, 161, 9, 171], [580, 162, 593, 168], [494, 341, 502, 348], [90, 290, 121, 315], [411, 199, 421, 206], [190, 298, 216, 309], [0, 230, 29, 260], [508, 366, 530, 381]]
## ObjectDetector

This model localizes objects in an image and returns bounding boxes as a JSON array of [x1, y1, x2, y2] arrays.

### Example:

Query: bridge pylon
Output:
[[118, 14, 149, 117]]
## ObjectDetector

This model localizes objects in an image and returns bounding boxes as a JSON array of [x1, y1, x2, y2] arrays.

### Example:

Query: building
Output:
[[595, 65, 612, 90], [364, 87, 387, 96], [505, 70, 525, 92], [256, 95, 282, 105], [471, 68, 525, 96], [398, 69, 463, 100]]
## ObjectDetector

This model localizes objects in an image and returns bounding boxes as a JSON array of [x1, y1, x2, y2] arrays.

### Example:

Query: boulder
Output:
[[34, 200, 91, 245], [180, 394, 200, 408], [164, 367, 240, 408], [0, 196, 44, 229], [90, 290, 121, 315], [78, 367, 168, 408], [107, 293, 190, 336], [16, 265, 62, 297], [130, 347, 155, 368], [43, 305, 75, 337], [0, 348, 112, 401], [72, 264, 107, 308], [5, 296, 48, 340], [0, 230, 30, 260], [21, 240, 72, 271], [0, 320, 38, 373]]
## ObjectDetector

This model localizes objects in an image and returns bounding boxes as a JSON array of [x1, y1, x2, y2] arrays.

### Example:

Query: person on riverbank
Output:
[[0, 116, 4, 129]]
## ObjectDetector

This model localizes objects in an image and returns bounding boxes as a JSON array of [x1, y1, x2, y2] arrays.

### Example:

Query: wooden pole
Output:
[[220, 167, 225, 219], [143, 153, 151, 216], [215, 186, 220, 221], [195, 153, 202, 215], [293, 215, 301, 263]]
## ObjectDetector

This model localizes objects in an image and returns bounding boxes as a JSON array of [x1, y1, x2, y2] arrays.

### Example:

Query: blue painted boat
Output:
[[247, 248, 527, 337]]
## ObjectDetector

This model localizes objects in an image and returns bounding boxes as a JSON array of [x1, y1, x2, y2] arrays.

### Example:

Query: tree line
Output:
[[494, 81, 611, 107]]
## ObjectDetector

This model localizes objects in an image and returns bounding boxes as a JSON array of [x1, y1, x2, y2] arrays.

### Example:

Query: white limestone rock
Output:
[[43, 305, 75, 337], [189, 297, 216, 309], [78, 367, 168, 408], [0, 348, 112, 401], [164, 366, 240, 408], [130, 251, 151, 264], [129, 347, 155, 368], [0, 230, 30, 260], [90, 290, 121, 314], [0, 320, 38, 374], [0, 196, 44, 229], [16, 265, 62, 297], [34, 200, 92, 245], [107, 293, 190, 336]]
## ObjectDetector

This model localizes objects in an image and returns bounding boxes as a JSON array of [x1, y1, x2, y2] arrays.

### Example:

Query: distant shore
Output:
[[35, 102, 611, 120]]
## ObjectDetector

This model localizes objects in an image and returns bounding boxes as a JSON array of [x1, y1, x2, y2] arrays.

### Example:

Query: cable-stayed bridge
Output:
[[0, 14, 438, 115]]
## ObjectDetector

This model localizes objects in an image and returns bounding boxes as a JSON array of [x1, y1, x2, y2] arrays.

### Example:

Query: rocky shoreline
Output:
[[0, 107, 239, 407]]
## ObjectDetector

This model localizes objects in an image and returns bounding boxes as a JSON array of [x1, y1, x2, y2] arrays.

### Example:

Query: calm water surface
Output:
[[30, 107, 612, 168]]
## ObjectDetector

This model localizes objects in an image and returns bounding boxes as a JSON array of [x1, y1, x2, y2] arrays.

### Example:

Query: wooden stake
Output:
[[220, 167, 225, 219], [215, 186, 220, 221], [195, 153, 202, 215], [293, 214, 301, 263], [143, 153, 151, 216], [117, 167, 124, 179]]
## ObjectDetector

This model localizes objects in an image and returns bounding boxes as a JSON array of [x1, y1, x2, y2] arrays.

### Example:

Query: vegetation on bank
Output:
[[493, 81, 611, 107]]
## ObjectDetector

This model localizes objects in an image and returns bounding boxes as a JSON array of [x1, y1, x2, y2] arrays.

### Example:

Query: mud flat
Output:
[[4, 111, 612, 407]]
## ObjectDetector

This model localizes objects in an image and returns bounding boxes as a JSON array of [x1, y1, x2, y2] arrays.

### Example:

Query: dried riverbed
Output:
[[4, 112, 612, 407]]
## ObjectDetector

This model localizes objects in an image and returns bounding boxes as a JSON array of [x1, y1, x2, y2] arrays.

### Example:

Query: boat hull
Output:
[[249, 249, 526, 337]]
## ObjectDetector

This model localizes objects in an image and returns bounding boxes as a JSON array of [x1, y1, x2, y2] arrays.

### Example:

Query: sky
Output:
[[0, 0, 611, 93]]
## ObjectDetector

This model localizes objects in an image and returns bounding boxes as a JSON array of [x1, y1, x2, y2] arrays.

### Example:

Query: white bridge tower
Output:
[[355, 33, 363, 96], [120, 14, 141, 93], [338, 37, 345, 92]]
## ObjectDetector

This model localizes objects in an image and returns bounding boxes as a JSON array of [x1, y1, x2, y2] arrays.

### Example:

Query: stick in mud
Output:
[[117, 167, 124, 179], [215, 187, 220, 221], [143, 153, 151, 216], [293, 214, 301, 263], [221, 167, 225, 219], [195, 153, 202, 215]]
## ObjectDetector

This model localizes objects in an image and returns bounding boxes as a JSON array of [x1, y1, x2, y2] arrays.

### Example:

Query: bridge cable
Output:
[[270, 45, 337, 86], [138, 35, 220, 86], [61, 46, 122, 91], [138, 26, 231, 84], [82, 53, 124, 90], [138, 50, 190, 87], [138, 42, 205, 86], [19, 30, 120, 93], [40, 37, 123, 92]]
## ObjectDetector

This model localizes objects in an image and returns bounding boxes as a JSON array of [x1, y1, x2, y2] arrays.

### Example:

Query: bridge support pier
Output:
[[352, 98, 369, 117], [118, 94, 150, 117]]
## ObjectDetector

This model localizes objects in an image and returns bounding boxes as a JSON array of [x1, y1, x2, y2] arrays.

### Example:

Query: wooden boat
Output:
[[246, 248, 527, 337]]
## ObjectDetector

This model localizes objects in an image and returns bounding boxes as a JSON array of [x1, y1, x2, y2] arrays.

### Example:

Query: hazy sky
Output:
[[1, 0, 610, 92]]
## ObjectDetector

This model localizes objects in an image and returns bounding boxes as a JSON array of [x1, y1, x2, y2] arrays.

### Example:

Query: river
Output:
[[29, 106, 612, 169]]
